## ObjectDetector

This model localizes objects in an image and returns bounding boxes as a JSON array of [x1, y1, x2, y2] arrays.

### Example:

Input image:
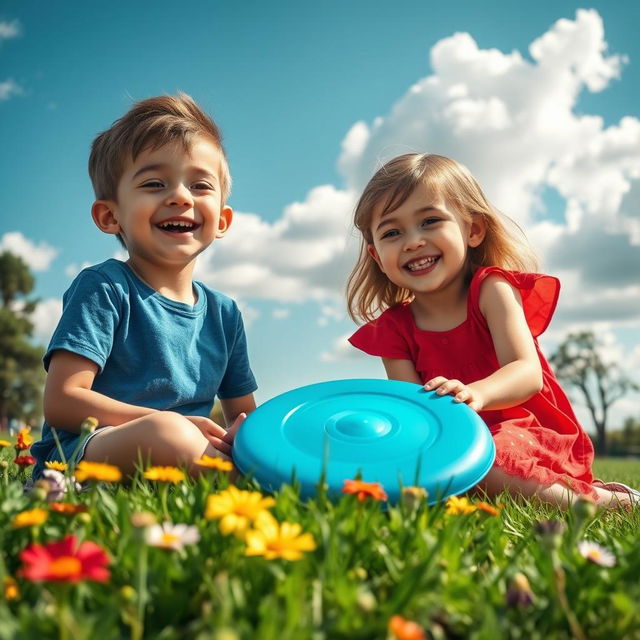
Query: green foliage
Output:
[[1, 443, 639, 639], [550, 331, 639, 455], [0, 251, 45, 426]]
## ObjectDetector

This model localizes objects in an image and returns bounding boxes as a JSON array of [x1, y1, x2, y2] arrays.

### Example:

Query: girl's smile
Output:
[[403, 255, 440, 274]]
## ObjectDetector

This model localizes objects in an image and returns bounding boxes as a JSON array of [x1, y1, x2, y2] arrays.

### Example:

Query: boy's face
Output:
[[92, 136, 231, 269]]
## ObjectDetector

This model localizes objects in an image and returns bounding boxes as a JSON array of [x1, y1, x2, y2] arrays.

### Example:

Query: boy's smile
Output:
[[91, 135, 232, 291]]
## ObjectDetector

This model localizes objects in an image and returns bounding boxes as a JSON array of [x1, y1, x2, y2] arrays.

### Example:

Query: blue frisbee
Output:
[[233, 379, 495, 504]]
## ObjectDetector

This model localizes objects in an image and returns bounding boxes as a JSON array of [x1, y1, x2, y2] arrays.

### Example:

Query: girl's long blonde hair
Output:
[[346, 153, 539, 323]]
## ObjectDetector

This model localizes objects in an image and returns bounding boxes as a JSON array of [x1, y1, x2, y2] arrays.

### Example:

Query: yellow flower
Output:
[[143, 466, 185, 483], [3, 576, 20, 601], [0, 439, 12, 447], [205, 486, 275, 538], [45, 460, 68, 471], [194, 455, 234, 472], [445, 495, 477, 515], [16, 428, 33, 450], [11, 508, 49, 529], [245, 512, 316, 561], [74, 461, 122, 483]]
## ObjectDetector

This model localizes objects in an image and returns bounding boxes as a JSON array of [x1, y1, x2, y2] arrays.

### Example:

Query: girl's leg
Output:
[[83, 411, 224, 478], [477, 466, 635, 510]]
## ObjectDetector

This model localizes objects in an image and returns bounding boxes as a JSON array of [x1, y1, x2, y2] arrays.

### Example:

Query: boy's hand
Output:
[[424, 377, 484, 412], [186, 413, 247, 456]]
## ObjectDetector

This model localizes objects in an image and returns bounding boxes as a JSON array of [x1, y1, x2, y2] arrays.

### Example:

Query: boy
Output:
[[31, 93, 257, 479]]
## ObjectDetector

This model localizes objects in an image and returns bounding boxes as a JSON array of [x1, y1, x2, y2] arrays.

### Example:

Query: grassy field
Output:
[[1, 431, 639, 639]]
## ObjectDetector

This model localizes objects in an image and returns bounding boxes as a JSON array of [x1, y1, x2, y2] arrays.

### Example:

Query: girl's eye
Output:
[[380, 229, 400, 239], [421, 217, 440, 227]]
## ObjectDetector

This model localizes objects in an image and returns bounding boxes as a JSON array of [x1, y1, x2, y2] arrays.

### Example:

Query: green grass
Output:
[[1, 441, 639, 640]]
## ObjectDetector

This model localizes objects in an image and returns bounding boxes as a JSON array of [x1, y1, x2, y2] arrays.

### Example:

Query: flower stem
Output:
[[134, 543, 149, 640]]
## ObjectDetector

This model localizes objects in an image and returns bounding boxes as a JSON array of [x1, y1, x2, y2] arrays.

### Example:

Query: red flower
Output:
[[14, 455, 36, 467], [19, 535, 110, 583], [342, 479, 388, 502]]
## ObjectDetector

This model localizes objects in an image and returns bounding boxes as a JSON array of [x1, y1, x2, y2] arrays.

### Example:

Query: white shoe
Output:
[[593, 479, 640, 499]]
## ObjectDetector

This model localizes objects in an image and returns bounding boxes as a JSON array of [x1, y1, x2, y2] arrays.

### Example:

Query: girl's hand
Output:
[[424, 377, 484, 412]]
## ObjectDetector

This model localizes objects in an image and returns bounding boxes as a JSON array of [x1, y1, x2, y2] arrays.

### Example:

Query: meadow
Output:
[[1, 428, 639, 640]]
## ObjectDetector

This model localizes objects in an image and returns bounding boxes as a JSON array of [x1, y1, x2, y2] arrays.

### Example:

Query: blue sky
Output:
[[1, 1, 639, 430]]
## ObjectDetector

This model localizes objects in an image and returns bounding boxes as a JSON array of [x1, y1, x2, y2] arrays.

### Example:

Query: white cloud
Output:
[[31, 298, 62, 346], [320, 333, 368, 363], [333, 9, 639, 335], [0, 232, 58, 271], [195, 184, 358, 303], [0, 79, 23, 101], [185, 9, 639, 371], [272, 308, 290, 320], [0, 20, 20, 41], [65, 261, 95, 279]]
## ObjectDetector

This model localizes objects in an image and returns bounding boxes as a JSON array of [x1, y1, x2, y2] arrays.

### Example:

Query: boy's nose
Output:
[[166, 184, 194, 207]]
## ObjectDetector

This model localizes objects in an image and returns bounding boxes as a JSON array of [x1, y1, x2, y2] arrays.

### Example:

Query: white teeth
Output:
[[406, 257, 438, 271], [158, 220, 195, 229]]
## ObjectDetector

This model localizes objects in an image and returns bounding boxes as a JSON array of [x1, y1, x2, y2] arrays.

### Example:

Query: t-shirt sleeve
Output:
[[348, 308, 413, 360], [472, 267, 560, 338], [217, 306, 258, 399], [44, 269, 121, 372]]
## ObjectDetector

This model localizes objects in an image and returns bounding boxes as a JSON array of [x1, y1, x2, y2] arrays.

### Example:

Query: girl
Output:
[[347, 153, 637, 509]]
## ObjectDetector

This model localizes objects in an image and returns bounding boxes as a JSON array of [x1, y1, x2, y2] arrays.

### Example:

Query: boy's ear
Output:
[[367, 244, 385, 272], [91, 200, 121, 235], [467, 214, 487, 248], [216, 205, 233, 238]]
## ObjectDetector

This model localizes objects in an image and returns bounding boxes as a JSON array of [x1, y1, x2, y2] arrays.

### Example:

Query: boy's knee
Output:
[[143, 411, 205, 460]]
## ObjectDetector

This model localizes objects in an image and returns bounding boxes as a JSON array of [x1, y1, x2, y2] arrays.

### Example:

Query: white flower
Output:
[[40, 469, 81, 501], [578, 540, 616, 567], [145, 522, 200, 551]]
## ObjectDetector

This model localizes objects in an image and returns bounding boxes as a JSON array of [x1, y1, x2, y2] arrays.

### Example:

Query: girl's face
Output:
[[367, 184, 485, 297]]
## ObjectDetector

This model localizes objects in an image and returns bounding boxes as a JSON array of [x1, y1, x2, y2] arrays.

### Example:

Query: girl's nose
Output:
[[166, 184, 193, 207], [403, 231, 426, 251]]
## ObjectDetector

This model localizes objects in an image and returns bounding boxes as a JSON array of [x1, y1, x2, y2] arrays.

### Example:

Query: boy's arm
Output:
[[44, 350, 157, 432], [217, 394, 257, 446]]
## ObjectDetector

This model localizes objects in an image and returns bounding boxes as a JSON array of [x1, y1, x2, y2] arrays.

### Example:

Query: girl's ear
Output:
[[216, 205, 233, 238], [467, 214, 487, 248], [91, 201, 121, 235], [367, 244, 385, 272]]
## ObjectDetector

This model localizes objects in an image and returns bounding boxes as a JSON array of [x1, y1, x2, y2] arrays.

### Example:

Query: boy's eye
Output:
[[191, 181, 214, 191], [141, 180, 164, 189], [421, 217, 440, 227]]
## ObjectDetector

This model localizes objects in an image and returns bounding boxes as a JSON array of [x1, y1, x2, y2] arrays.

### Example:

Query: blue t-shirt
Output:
[[31, 259, 257, 476]]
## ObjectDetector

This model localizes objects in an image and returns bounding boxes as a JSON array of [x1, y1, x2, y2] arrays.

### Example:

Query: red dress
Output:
[[349, 266, 596, 497]]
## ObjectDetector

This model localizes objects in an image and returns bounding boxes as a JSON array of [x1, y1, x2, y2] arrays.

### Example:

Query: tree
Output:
[[549, 331, 639, 456], [0, 251, 45, 429]]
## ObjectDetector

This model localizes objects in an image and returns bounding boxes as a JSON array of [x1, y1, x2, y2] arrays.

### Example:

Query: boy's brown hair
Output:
[[88, 92, 231, 204]]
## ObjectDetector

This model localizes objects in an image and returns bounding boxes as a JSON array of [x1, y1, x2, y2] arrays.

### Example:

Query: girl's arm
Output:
[[382, 358, 423, 384], [427, 275, 543, 411], [44, 350, 159, 432]]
